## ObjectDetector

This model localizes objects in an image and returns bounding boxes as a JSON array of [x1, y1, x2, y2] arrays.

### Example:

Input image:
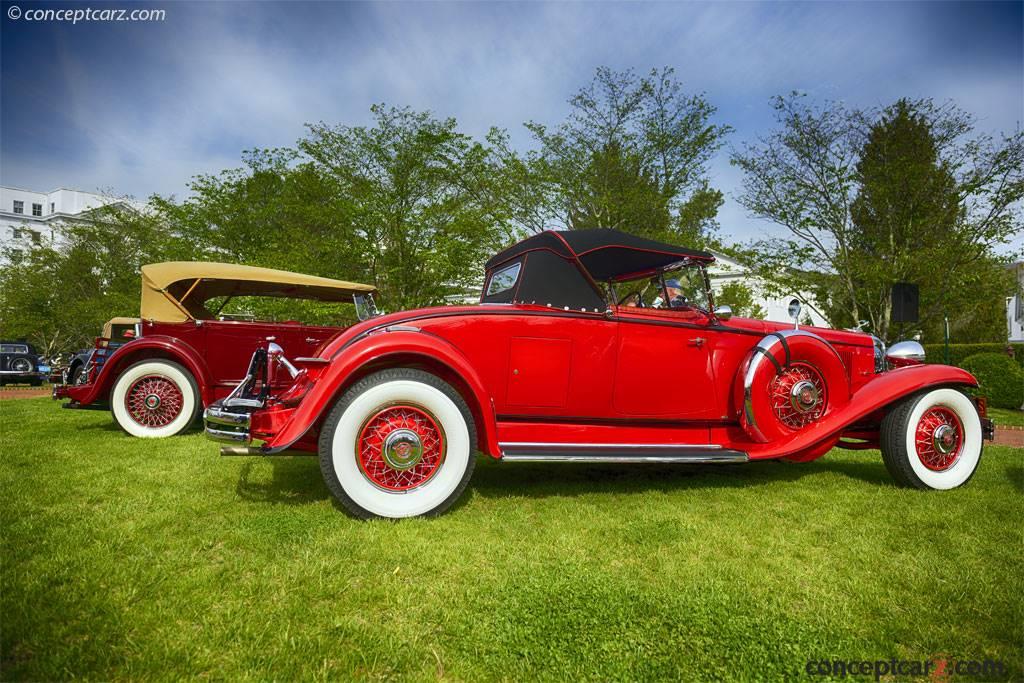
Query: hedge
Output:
[[959, 353, 1024, 409], [922, 343, 1024, 370]]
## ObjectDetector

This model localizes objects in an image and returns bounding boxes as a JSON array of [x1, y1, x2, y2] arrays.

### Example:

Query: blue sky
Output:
[[1, 1, 1021, 247]]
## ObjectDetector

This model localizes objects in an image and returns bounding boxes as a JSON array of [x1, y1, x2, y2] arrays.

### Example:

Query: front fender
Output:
[[262, 331, 499, 457], [59, 335, 213, 406], [746, 364, 978, 459]]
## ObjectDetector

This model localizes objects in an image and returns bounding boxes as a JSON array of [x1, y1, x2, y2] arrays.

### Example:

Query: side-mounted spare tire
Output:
[[733, 330, 850, 444]]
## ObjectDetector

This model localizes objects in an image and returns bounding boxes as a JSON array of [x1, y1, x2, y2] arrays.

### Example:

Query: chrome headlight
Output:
[[886, 340, 926, 368]]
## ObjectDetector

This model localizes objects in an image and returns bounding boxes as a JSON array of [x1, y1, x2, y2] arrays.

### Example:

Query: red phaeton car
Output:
[[204, 229, 994, 519], [54, 262, 374, 438]]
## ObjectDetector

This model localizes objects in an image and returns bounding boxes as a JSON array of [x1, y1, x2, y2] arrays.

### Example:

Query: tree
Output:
[[0, 201, 193, 354], [300, 105, 514, 310], [732, 94, 1022, 342], [153, 148, 363, 281], [499, 67, 730, 247], [716, 280, 766, 320]]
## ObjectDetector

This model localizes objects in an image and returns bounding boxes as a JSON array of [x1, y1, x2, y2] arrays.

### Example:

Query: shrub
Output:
[[922, 343, 1024, 370], [960, 353, 1024, 409]]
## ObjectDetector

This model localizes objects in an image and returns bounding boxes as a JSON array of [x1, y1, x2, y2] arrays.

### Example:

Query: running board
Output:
[[499, 443, 748, 463]]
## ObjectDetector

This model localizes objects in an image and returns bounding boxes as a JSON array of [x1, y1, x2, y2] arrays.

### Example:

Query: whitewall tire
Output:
[[319, 368, 477, 519], [110, 360, 200, 438], [880, 388, 983, 490]]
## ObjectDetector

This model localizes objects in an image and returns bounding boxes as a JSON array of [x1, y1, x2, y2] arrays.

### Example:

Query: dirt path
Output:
[[994, 426, 1023, 448], [0, 388, 51, 401]]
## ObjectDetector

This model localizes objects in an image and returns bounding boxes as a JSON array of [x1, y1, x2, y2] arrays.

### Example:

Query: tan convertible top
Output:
[[102, 317, 141, 339], [140, 262, 375, 322]]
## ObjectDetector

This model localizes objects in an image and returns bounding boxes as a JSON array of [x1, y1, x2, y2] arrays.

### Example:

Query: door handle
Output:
[[306, 337, 321, 344], [688, 337, 706, 348]]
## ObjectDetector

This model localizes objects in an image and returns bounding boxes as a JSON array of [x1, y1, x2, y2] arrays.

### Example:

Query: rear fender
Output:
[[747, 364, 978, 460], [60, 336, 213, 405], [262, 331, 499, 457]]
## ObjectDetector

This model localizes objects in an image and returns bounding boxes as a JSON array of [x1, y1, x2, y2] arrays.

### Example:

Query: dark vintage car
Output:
[[53, 262, 375, 438], [0, 341, 50, 386], [204, 229, 993, 519]]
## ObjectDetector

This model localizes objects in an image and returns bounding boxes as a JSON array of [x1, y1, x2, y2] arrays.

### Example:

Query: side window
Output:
[[485, 262, 521, 299]]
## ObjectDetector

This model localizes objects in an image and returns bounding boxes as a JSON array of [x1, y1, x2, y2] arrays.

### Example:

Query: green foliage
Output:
[[732, 94, 1022, 343], [155, 105, 515, 313], [922, 342, 1024, 369], [504, 67, 730, 248], [299, 105, 512, 310], [0, 203, 194, 355], [960, 353, 1024, 409], [2, 398, 1022, 680], [716, 280, 765, 319]]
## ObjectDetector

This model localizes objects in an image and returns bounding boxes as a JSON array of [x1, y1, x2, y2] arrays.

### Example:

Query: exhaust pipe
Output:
[[220, 446, 263, 456]]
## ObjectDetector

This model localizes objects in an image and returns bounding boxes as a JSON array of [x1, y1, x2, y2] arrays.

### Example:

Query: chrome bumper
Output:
[[204, 400, 256, 444]]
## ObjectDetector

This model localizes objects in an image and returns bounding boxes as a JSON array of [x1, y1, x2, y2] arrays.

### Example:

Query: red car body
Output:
[[54, 262, 375, 438], [204, 230, 993, 519]]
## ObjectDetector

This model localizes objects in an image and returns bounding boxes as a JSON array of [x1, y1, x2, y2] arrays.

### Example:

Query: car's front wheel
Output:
[[110, 360, 200, 437], [880, 388, 983, 490], [319, 368, 477, 519]]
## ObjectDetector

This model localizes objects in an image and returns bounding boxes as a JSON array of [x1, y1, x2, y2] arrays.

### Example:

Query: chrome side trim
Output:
[[499, 442, 721, 450], [501, 452, 748, 464]]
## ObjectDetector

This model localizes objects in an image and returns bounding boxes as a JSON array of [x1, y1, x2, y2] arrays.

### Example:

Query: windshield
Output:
[[614, 264, 709, 313]]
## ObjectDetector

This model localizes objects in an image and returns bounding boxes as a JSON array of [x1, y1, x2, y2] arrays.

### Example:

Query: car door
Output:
[[611, 307, 722, 420]]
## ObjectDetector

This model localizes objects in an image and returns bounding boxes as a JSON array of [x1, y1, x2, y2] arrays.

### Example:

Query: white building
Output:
[[707, 250, 830, 327], [0, 185, 140, 258], [1007, 261, 1024, 343]]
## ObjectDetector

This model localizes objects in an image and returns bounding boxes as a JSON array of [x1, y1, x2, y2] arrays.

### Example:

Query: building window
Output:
[[12, 227, 41, 244], [32, 203, 42, 217], [12, 200, 23, 214], [50, 202, 55, 214]]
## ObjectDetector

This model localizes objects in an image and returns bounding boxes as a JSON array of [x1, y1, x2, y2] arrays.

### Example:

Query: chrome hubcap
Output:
[[933, 424, 957, 454], [790, 380, 820, 413], [144, 394, 161, 410], [382, 428, 423, 470]]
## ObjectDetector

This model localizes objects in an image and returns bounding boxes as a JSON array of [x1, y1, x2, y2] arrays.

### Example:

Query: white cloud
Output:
[[1, 1, 1019, 252]]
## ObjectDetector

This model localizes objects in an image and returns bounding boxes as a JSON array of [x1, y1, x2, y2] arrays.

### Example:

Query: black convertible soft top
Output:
[[481, 229, 714, 309], [485, 229, 713, 282]]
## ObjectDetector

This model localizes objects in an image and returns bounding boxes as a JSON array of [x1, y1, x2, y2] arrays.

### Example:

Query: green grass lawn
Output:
[[989, 407, 1024, 428], [2, 398, 1021, 681]]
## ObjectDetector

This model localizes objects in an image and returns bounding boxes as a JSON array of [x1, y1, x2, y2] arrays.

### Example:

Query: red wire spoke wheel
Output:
[[769, 362, 827, 429], [914, 406, 964, 472], [124, 375, 184, 428], [357, 404, 446, 492]]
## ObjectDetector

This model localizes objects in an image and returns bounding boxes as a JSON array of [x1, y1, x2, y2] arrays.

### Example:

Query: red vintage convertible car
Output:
[[204, 229, 994, 519], [53, 262, 374, 438]]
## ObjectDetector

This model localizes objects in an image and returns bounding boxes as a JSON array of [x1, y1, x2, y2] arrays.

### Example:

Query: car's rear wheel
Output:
[[880, 388, 983, 490], [110, 360, 199, 437], [67, 362, 83, 385], [319, 368, 476, 519], [10, 356, 34, 376]]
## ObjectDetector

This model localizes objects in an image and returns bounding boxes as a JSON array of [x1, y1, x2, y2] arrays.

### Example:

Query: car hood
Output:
[[720, 315, 874, 348]]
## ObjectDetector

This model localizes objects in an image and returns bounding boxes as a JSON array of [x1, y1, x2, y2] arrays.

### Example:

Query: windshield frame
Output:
[[611, 260, 717, 318]]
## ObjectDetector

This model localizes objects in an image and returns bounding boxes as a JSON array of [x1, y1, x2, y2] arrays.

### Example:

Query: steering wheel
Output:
[[618, 292, 644, 307]]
